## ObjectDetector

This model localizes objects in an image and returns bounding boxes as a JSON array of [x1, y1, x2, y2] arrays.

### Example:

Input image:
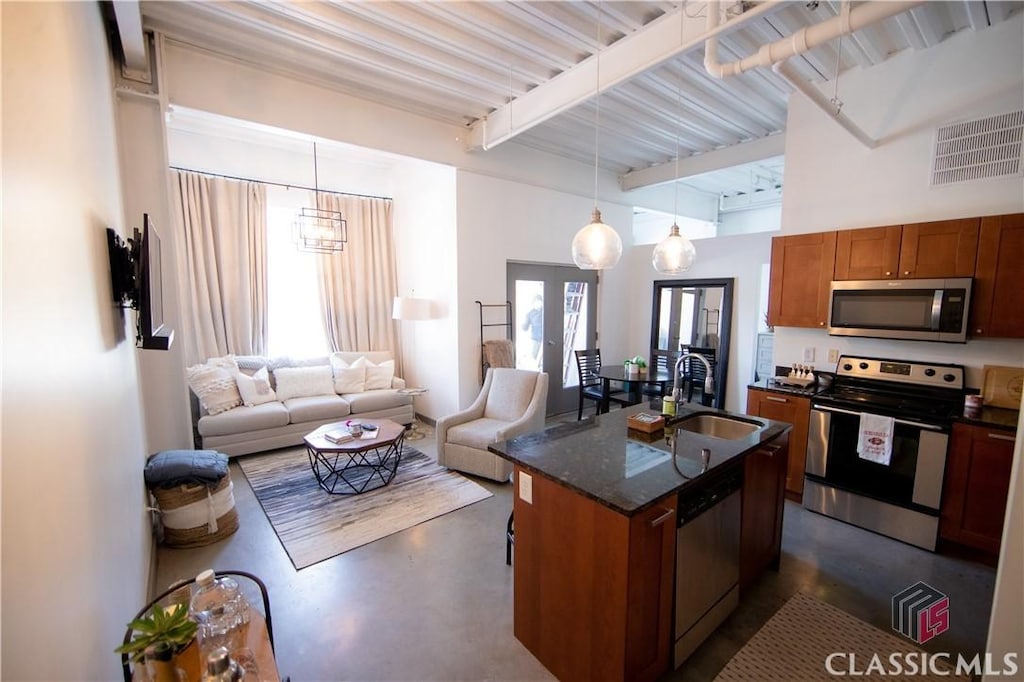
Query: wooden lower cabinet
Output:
[[939, 423, 1016, 555], [740, 432, 788, 593], [746, 388, 809, 498], [512, 468, 676, 682]]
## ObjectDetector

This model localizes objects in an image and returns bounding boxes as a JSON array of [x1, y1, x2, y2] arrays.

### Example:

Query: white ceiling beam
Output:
[[112, 1, 149, 76], [620, 134, 787, 191], [465, 2, 786, 151]]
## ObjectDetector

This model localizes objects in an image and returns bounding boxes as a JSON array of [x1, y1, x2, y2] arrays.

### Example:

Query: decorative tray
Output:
[[626, 412, 666, 434], [773, 375, 815, 388]]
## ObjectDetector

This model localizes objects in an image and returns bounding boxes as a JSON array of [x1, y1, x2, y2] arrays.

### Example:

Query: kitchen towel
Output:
[[857, 413, 894, 465]]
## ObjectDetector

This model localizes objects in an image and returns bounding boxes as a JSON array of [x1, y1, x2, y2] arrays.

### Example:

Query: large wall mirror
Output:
[[650, 278, 734, 409]]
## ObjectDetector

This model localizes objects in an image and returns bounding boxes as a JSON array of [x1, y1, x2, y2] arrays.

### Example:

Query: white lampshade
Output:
[[652, 223, 697, 274], [392, 296, 434, 321], [572, 209, 622, 270]]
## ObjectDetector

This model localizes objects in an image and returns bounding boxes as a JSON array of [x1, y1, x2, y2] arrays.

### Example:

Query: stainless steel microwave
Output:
[[828, 278, 972, 343]]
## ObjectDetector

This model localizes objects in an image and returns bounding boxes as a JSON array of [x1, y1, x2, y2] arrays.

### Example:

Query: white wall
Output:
[[625, 232, 774, 414], [1, 3, 151, 679], [392, 159, 459, 420], [456, 170, 633, 408]]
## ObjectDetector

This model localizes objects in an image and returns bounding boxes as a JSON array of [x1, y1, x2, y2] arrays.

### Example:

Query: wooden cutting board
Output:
[[982, 365, 1024, 409]]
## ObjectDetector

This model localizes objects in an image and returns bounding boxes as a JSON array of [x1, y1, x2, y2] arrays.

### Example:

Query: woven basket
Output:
[[150, 475, 239, 548]]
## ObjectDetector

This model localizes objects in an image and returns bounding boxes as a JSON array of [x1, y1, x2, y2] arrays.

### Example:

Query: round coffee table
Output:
[[303, 418, 405, 495]]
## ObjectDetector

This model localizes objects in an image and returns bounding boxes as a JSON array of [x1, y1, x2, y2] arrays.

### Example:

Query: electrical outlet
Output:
[[519, 472, 533, 504], [828, 348, 840, 364], [802, 347, 816, 363]]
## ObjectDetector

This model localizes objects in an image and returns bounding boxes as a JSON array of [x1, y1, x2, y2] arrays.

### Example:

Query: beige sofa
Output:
[[436, 368, 548, 482], [190, 351, 414, 457]]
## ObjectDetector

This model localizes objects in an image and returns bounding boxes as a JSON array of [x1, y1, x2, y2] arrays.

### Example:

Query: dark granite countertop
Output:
[[955, 405, 1020, 430], [489, 402, 792, 517]]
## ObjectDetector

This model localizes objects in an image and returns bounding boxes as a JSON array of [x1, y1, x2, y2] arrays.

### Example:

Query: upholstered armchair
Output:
[[436, 368, 548, 482]]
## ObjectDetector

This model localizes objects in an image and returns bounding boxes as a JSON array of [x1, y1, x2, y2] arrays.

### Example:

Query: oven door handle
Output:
[[811, 405, 945, 431]]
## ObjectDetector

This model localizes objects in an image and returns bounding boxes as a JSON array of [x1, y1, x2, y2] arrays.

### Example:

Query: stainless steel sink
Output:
[[674, 414, 762, 440]]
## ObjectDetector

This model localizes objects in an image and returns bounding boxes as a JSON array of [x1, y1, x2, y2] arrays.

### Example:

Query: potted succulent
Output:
[[116, 602, 197, 682]]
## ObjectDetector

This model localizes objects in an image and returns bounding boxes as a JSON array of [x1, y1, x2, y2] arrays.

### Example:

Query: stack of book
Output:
[[324, 428, 354, 444]]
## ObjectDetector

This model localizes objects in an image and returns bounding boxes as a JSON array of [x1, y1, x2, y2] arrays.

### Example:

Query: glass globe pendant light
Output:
[[572, 6, 621, 271], [652, 25, 696, 275]]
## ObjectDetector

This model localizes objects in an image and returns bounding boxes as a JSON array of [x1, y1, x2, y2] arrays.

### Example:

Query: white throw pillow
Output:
[[273, 365, 335, 401], [187, 356, 242, 415], [330, 353, 367, 393], [235, 366, 278, 407], [359, 357, 395, 391]]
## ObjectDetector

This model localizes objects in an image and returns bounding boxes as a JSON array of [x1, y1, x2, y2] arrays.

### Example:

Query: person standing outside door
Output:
[[522, 294, 544, 370]]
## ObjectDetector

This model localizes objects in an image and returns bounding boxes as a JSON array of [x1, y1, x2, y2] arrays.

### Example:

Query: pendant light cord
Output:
[[673, 4, 684, 224], [312, 141, 320, 206], [593, 2, 602, 209]]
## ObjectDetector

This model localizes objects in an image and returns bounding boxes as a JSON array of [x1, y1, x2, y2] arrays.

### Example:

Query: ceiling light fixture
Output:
[[294, 141, 347, 253], [571, 3, 621, 271], [652, 13, 696, 275]]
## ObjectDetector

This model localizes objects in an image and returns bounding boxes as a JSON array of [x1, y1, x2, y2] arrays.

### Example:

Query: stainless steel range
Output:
[[803, 355, 965, 550]]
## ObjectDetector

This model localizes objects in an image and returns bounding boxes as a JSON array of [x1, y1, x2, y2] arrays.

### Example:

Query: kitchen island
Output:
[[489, 402, 792, 682]]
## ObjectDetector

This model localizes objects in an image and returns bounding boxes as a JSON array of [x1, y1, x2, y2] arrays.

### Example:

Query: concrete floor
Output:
[[155, 424, 996, 682]]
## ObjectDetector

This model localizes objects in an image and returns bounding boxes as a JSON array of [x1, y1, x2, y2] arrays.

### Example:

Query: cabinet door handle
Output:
[[885, 271, 892, 276], [760, 443, 784, 457], [904, 271, 911, 276], [766, 396, 789, 403], [649, 508, 676, 527], [987, 433, 1016, 443]]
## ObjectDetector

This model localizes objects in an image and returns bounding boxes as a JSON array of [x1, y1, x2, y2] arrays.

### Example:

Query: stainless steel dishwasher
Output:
[[673, 467, 742, 668]]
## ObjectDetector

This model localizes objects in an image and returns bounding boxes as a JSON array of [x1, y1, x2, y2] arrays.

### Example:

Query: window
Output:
[[266, 187, 329, 358]]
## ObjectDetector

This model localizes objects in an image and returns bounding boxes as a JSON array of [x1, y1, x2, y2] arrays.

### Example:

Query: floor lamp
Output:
[[392, 295, 436, 440]]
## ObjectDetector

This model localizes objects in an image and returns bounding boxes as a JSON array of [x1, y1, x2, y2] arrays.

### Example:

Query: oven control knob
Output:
[[924, 368, 936, 377], [842, 363, 853, 371], [859, 362, 869, 370], [943, 374, 956, 382]]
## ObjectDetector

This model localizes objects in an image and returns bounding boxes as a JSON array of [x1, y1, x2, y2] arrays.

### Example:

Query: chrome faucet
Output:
[[672, 353, 714, 404]]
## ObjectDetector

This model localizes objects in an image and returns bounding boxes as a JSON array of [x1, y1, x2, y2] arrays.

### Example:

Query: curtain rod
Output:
[[169, 166, 393, 202]]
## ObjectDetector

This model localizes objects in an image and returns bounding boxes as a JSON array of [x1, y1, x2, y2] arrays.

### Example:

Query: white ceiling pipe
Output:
[[772, 61, 877, 149], [704, 0, 924, 78]]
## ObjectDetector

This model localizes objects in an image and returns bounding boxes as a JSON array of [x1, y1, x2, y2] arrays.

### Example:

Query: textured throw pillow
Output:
[[186, 356, 242, 415], [359, 357, 395, 391], [273, 365, 335, 401], [329, 353, 367, 393], [235, 366, 277, 407]]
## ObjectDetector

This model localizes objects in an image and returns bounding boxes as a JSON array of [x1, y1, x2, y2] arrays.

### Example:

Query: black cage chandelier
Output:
[[294, 141, 347, 253]]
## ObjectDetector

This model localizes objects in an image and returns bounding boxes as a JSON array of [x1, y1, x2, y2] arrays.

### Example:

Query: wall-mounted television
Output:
[[138, 214, 174, 350], [105, 214, 174, 351]]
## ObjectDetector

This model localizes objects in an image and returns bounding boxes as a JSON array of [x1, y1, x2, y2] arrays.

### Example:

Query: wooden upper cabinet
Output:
[[834, 225, 902, 280], [971, 213, 1024, 338], [767, 232, 837, 329], [898, 218, 980, 278]]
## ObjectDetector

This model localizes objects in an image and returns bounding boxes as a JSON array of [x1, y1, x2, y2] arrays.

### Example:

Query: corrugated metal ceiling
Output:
[[141, 1, 1021, 198]]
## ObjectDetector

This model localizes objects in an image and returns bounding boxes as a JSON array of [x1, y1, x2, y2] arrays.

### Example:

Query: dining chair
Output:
[[680, 346, 717, 406], [574, 349, 631, 420], [643, 351, 678, 397]]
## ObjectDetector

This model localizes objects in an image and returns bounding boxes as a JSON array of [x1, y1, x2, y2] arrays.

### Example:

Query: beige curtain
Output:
[[171, 170, 268, 365], [314, 193, 399, 358]]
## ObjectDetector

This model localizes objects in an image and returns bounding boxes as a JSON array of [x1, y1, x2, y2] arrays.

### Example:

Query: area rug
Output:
[[238, 446, 492, 569], [713, 593, 969, 681]]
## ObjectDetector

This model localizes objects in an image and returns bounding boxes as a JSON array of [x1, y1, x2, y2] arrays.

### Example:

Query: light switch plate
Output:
[[803, 347, 816, 362], [828, 348, 840, 364], [519, 472, 533, 504]]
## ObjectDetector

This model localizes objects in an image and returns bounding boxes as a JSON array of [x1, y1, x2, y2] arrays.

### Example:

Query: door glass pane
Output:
[[515, 280, 544, 370], [562, 281, 588, 389]]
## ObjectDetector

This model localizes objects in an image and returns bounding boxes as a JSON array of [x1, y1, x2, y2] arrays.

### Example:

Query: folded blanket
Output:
[[145, 449, 229, 488], [483, 339, 515, 369]]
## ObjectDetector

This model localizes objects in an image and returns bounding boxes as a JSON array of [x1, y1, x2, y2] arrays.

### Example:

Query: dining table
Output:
[[595, 365, 675, 414]]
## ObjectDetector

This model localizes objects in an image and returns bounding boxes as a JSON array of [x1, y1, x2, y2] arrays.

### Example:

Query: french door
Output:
[[507, 263, 598, 416]]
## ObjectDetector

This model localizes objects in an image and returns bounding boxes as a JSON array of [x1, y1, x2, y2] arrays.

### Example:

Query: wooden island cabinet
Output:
[[746, 388, 809, 499], [740, 431, 788, 593], [512, 469, 676, 682]]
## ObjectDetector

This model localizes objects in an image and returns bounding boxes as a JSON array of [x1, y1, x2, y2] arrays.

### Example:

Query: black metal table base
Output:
[[306, 434, 405, 495]]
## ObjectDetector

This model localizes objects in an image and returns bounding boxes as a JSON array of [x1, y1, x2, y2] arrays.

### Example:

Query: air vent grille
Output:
[[931, 110, 1024, 186]]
